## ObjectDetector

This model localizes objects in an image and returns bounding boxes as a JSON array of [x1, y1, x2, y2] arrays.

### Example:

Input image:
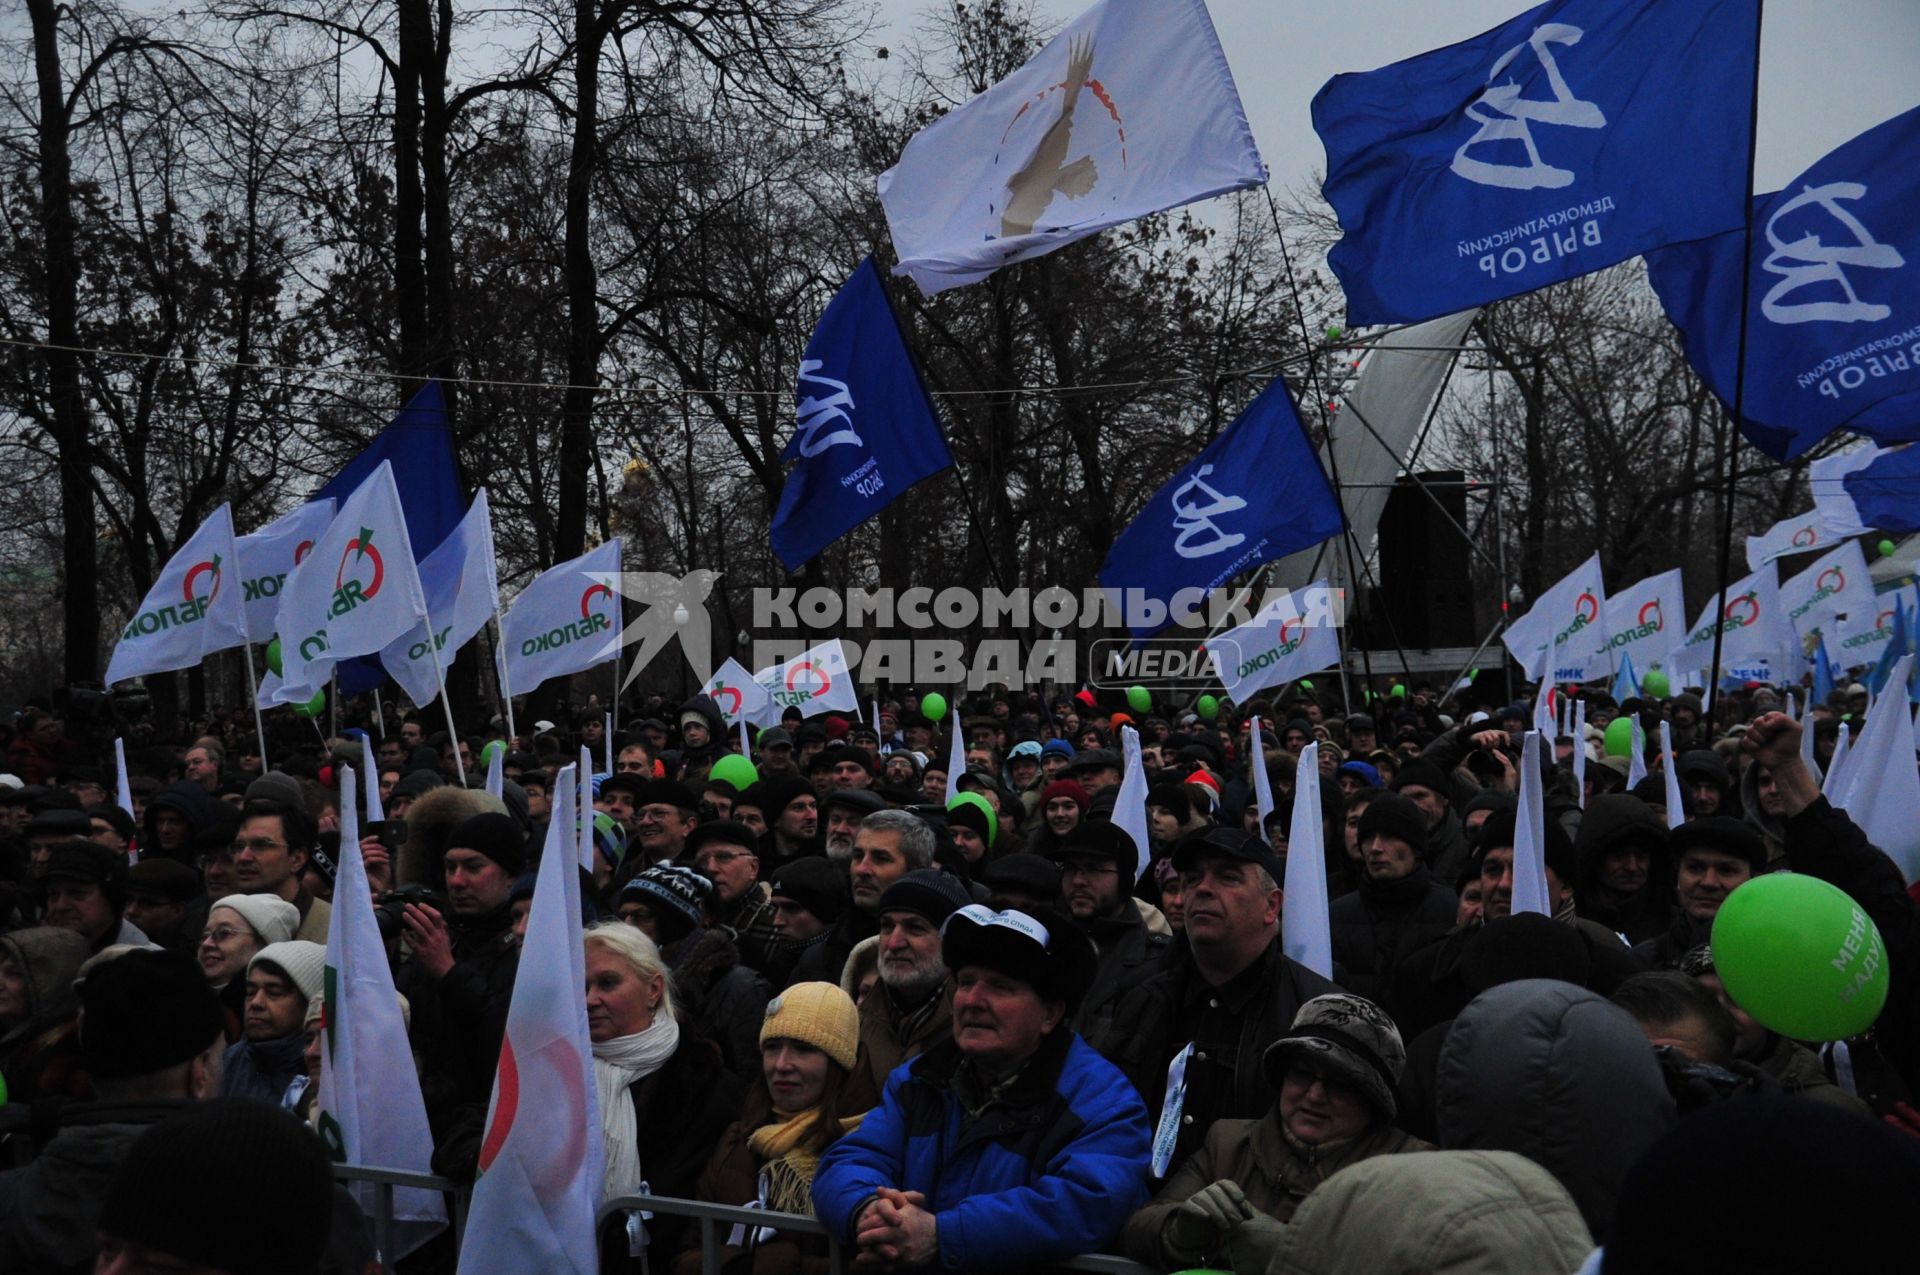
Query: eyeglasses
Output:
[[695, 850, 755, 868], [1284, 1065, 1359, 1099], [200, 926, 250, 945], [229, 838, 287, 855], [1058, 860, 1118, 880]]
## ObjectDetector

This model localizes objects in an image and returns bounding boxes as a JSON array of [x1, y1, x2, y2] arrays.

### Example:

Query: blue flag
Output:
[[1648, 105, 1920, 461], [1812, 632, 1836, 708], [1100, 375, 1344, 640], [1611, 650, 1639, 702], [1842, 440, 1920, 534], [770, 258, 954, 571], [1312, 0, 1758, 326], [1869, 603, 1909, 696], [314, 380, 465, 694]]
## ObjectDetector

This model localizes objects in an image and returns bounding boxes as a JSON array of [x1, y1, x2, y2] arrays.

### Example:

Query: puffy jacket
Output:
[[1436, 978, 1676, 1240], [1572, 794, 1674, 945], [1123, 1109, 1429, 1268], [1264, 1150, 1594, 1275], [1327, 867, 1457, 1002], [219, 1029, 307, 1105], [812, 1030, 1151, 1272]]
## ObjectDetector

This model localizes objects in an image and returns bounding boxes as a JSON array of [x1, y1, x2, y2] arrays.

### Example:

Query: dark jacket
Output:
[[1073, 902, 1172, 1042], [675, 694, 729, 776], [0, 927, 92, 1105], [399, 901, 520, 1128], [666, 926, 773, 1080], [1123, 1110, 1430, 1268], [1572, 794, 1674, 945], [812, 1029, 1151, 1271], [1091, 939, 1340, 1175], [219, 1029, 307, 1105], [140, 782, 215, 863], [1327, 867, 1457, 1003], [1632, 908, 1712, 971], [786, 908, 877, 989], [0, 1100, 188, 1273], [843, 964, 954, 1115]]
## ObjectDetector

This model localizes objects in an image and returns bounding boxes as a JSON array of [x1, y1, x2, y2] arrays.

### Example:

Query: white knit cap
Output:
[[209, 894, 300, 947], [248, 940, 326, 1004]]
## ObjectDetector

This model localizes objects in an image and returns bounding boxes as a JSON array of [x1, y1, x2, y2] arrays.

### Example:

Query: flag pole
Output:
[[493, 613, 518, 745], [371, 684, 385, 738], [422, 600, 466, 787], [241, 643, 271, 771], [1706, 2, 1767, 702]]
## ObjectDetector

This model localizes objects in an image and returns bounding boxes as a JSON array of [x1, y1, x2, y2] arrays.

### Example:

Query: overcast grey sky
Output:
[[863, 0, 1920, 197]]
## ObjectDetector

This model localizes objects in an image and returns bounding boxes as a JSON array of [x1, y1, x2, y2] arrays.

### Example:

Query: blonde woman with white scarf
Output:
[[586, 921, 743, 1272]]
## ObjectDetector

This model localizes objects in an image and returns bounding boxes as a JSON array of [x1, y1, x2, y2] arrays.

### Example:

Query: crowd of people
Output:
[[1, 676, 1918, 1273]]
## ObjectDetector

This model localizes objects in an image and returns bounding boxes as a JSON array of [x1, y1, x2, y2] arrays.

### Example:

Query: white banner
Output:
[[235, 499, 334, 643], [700, 657, 772, 730], [1745, 509, 1835, 571], [1602, 569, 1686, 678], [105, 504, 250, 686], [1781, 541, 1875, 650], [499, 539, 623, 699], [380, 489, 501, 707], [1203, 581, 1342, 701], [1671, 563, 1791, 676], [1835, 584, 1919, 673], [755, 639, 859, 719], [879, 0, 1264, 295], [1503, 553, 1610, 682]]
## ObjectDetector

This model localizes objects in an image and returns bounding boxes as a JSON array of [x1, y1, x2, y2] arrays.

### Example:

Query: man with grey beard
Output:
[[841, 869, 970, 1109], [821, 788, 886, 865]]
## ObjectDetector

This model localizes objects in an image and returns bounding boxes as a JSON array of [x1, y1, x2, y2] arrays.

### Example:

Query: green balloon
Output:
[[922, 692, 949, 722], [0, 1070, 8, 1105], [710, 753, 759, 791], [1299, 679, 1314, 692], [1880, 538, 1898, 558], [481, 740, 507, 765], [1196, 694, 1220, 720], [1712, 873, 1889, 1041], [292, 689, 326, 718], [947, 791, 998, 848], [1603, 716, 1636, 758], [265, 637, 284, 677], [1127, 685, 1152, 714], [1642, 668, 1671, 699], [1389, 685, 1406, 699]]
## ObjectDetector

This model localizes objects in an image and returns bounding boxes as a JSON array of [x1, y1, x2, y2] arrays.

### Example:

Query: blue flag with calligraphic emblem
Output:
[[1312, 0, 1758, 326], [769, 258, 954, 571]]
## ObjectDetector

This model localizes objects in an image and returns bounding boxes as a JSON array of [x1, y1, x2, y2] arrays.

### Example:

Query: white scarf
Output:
[[593, 1014, 681, 1202]]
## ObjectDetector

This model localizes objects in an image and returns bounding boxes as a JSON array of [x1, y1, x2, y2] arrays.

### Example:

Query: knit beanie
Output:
[[622, 864, 712, 938], [876, 868, 974, 927], [208, 893, 301, 946], [1356, 792, 1431, 860], [1475, 809, 1578, 885], [79, 949, 225, 1079], [1039, 779, 1090, 812], [1145, 782, 1192, 822], [1390, 758, 1451, 798], [248, 940, 326, 1004], [945, 793, 997, 848], [759, 981, 860, 1071], [98, 1100, 334, 1275], [768, 857, 848, 924], [592, 811, 629, 873], [445, 811, 528, 875]]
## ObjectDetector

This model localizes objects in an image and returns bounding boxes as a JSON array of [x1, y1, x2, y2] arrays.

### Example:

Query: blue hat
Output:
[[1010, 740, 1044, 760], [1337, 760, 1382, 788], [1041, 739, 1076, 759]]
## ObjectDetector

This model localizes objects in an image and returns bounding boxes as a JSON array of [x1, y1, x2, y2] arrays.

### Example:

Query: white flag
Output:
[[381, 488, 501, 708], [578, 747, 597, 873], [1830, 657, 1920, 884], [485, 745, 504, 799], [113, 739, 135, 821], [1660, 721, 1686, 832], [1249, 716, 1276, 832], [1835, 585, 1919, 673], [756, 639, 859, 719], [1824, 723, 1853, 798], [878, 0, 1265, 295], [320, 765, 448, 1258], [1670, 563, 1791, 679], [1511, 731, 1552, 918], [458, 766, 602, 1275], [1627, 717, 1649, 790], [1112, 725, 1151, 882], [1811, 445, 1891, 537], [1502, 554, 1609, 683], [275, 462, 427, 703], [1602, 570, 1686, 678], [1746, 510, 1835, 571], [1204, 582, 1342, 701], [235, 499, 334, 642], [1781, 542, 1875, 651], [1282, 740, 1333, 978], [360, 734, 385, 824], [944, 711, 967, 806], [499, 540, 623, 699], [700, 657, 771, 730], [105, 504, 250, 686]]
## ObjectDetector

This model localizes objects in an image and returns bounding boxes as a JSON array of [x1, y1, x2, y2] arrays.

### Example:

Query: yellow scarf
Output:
[[747, 1108, 865, 1215]]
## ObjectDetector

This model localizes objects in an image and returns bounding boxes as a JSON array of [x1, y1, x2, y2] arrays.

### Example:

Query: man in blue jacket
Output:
[[812, 902, 1152, 1271]]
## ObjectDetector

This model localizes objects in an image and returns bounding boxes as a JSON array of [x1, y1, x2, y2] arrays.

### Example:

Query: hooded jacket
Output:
[[1264, 1150, 1594, 1275], [1572, 795, 1674, 945], [0, 927, 92, 1103], [140, 781, 214, 863], [1739, 750, 1821, 865], [1436, 978, 1676, 1240], [219, 1027, 308, 1105], [677, 694, 729, 771]]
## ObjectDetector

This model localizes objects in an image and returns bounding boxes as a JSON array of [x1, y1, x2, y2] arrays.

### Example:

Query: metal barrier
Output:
[[334, 1165, 1154, 1275]]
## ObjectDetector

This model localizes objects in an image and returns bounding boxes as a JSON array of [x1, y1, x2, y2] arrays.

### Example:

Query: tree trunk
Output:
[[555, 0, 602, 563], [394, 0, 431, 380], [27, 0, 102, 685]]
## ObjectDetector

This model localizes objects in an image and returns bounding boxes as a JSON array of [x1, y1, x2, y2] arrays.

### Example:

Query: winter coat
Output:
[[597, 1033, 745, 1270], [395, 785, 508, 889], [0, 927, 92, 1105], [1632, 908, 1712, 970], [1740, 750, 1820, 865], [1572, 794, 1674, 945], [812, 1029, 1151, 1272], [1263, 1150, 1594, 1275], [1073, 901, 1173, 1042], [0, 1100, 189, 1273], [1090, 939, 1339, 1175], [841, 958, 953, 1115], [1327, 867, 1457, 1003], [667, 926, 773, 1079], [677, 693, 729, 771], [1436, 978, 1676, 1240], [716, 881, 781, 979], [140, 781, 215, 863], [786, 908, 877, 989], [220, 1028, 307, 1105], [667, 1113, 847, 1275], [399, 900, 520, 1127], [1123, 1110, 1430, 1268], [1753, 1034, 1873, 1118]]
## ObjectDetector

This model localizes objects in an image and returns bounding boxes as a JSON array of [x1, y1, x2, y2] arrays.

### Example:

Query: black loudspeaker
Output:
[[1373, 471, 1476, 649]]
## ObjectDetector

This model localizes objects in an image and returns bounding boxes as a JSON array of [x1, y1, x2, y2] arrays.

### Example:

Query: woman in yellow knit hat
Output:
[[671, 980, 866, 1275]]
